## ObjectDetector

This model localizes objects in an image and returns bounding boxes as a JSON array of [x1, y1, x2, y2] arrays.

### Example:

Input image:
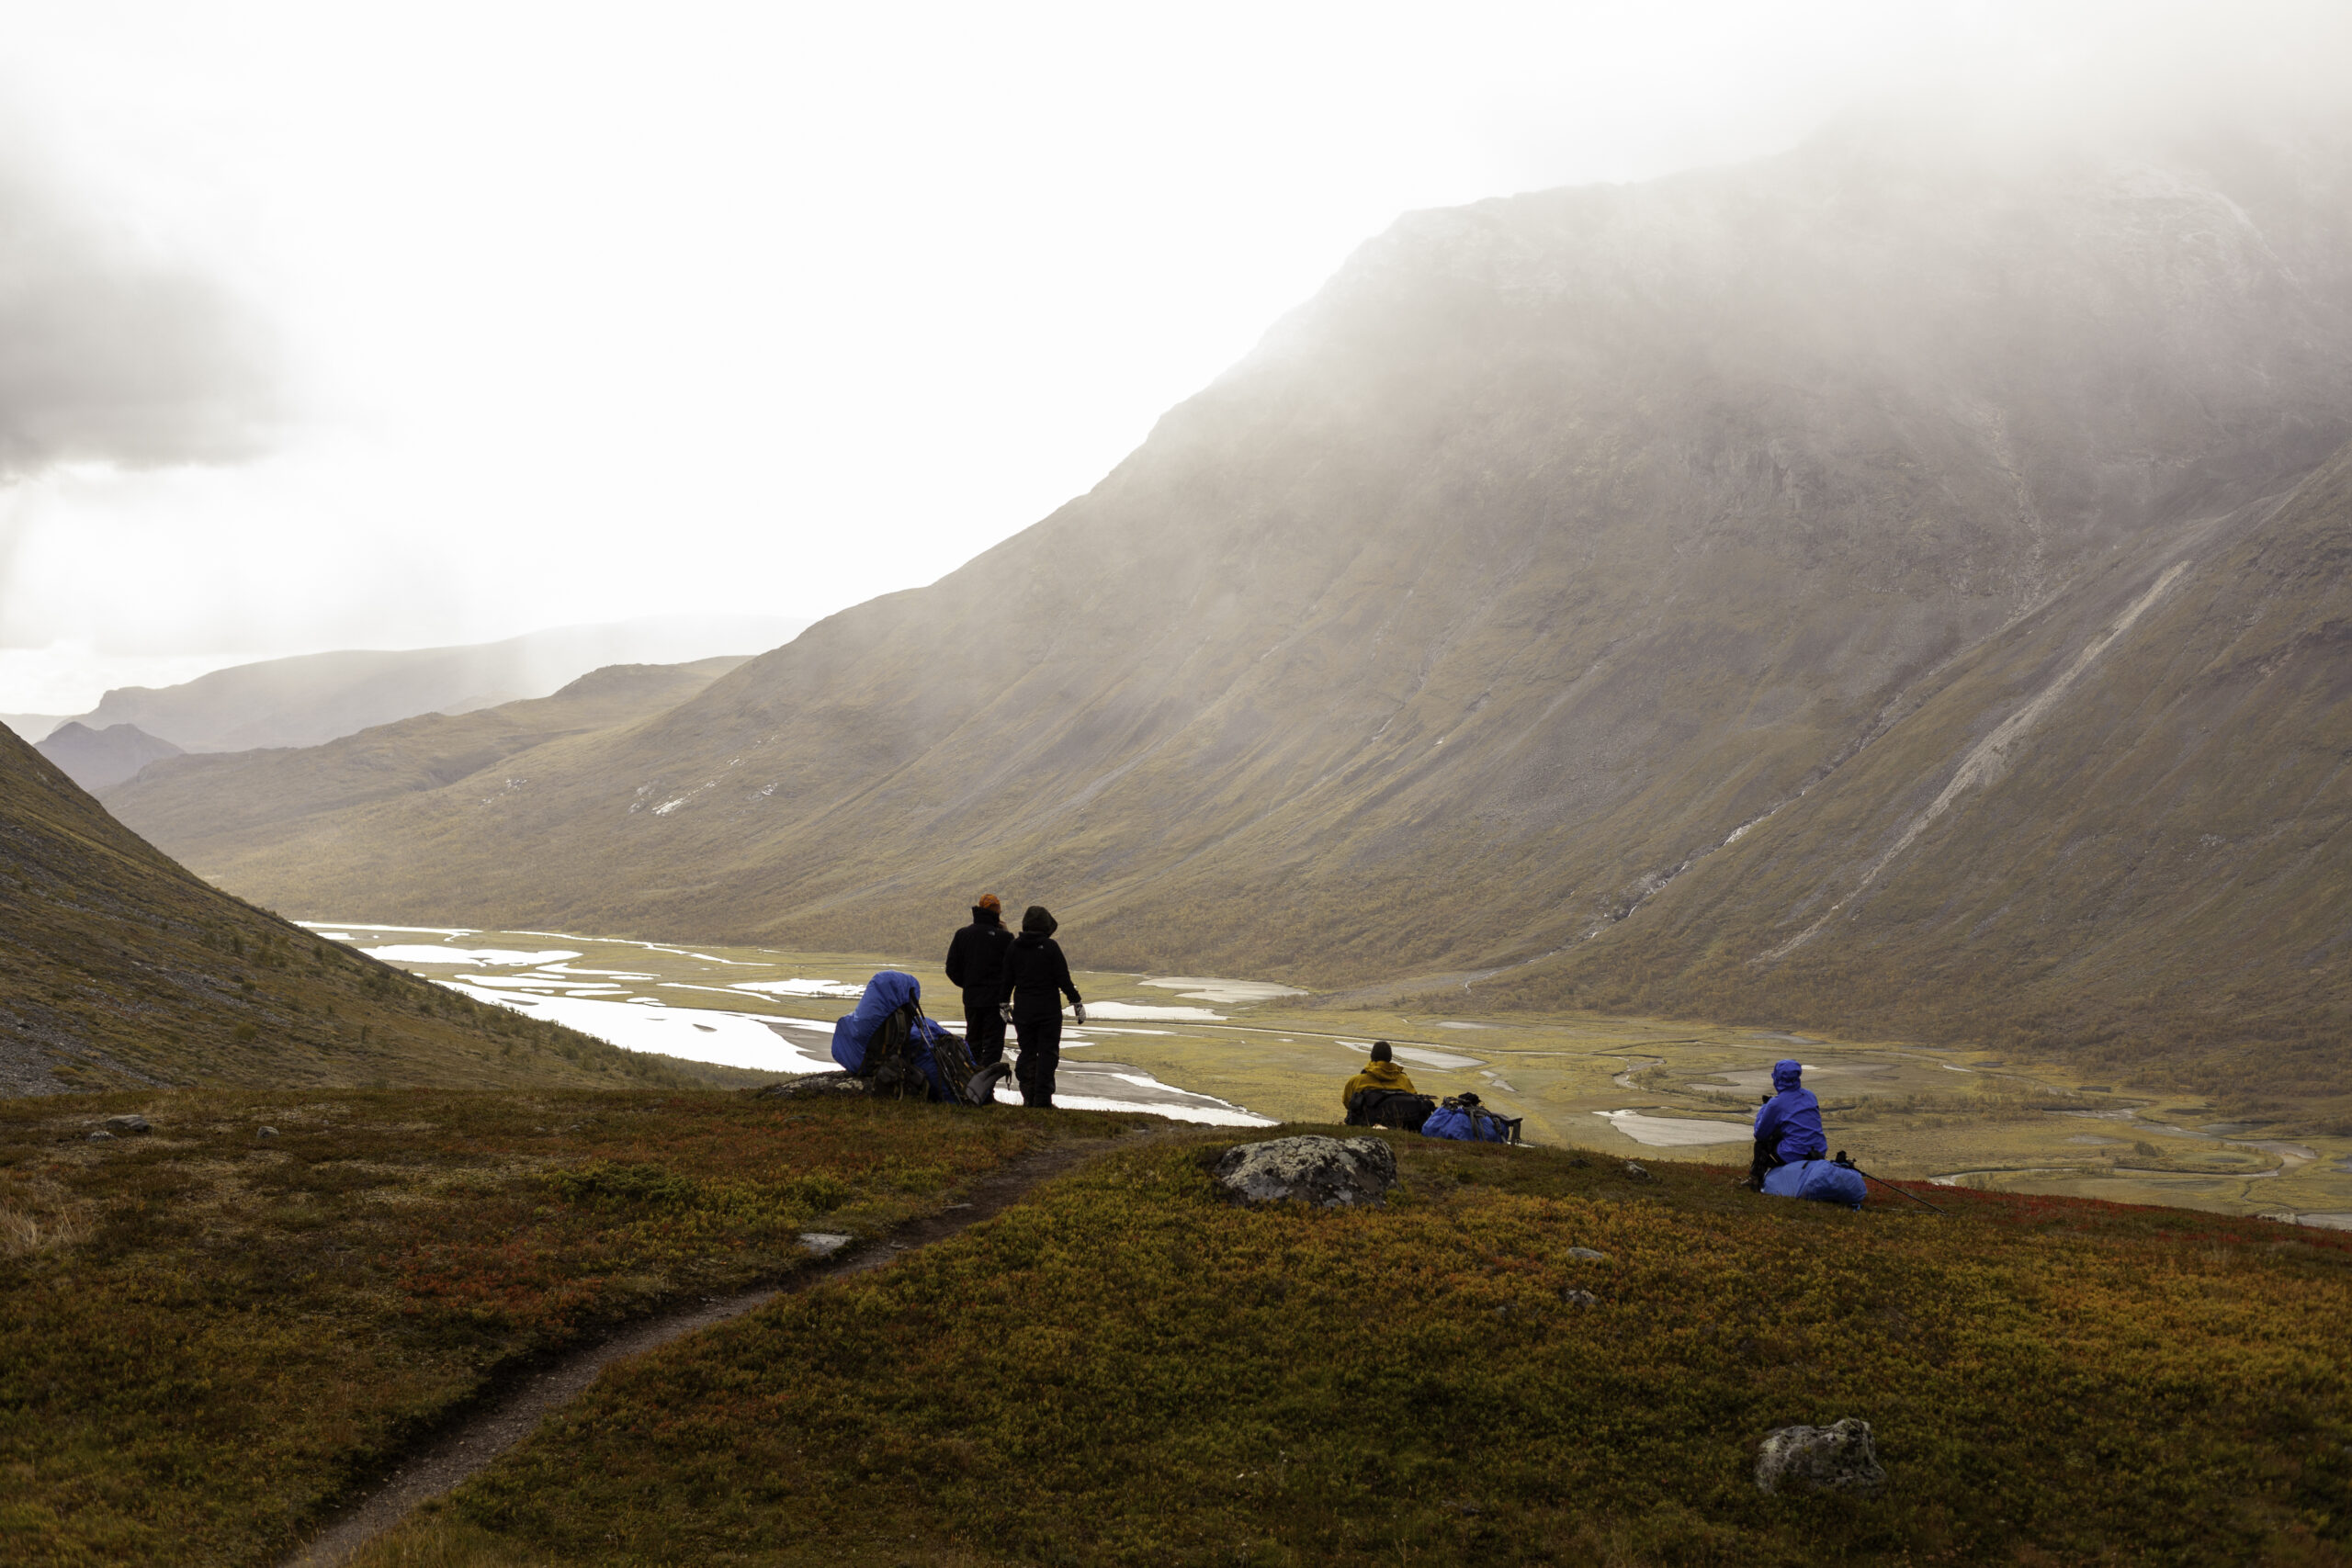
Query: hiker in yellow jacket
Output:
[[1341, 1041, 1417, 1115]]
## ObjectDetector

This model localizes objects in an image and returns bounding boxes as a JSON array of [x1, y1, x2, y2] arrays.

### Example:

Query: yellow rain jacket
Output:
[[1341, 1057, 1418, 1111]]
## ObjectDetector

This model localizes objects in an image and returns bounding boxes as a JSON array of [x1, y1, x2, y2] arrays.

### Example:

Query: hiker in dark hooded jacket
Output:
[[944, 894, 1014, 1067], [1748, 1059, 1827, 1188], [997, 905, 1082, 1109]]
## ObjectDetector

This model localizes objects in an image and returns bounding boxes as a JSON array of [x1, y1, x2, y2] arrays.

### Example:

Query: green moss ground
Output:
[[364, 1128, 2352, 1568], [0, 1089, 1128, 1566]]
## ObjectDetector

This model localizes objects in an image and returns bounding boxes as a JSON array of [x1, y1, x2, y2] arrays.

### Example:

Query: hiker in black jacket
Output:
[[944, 895, 1014, 1068], [998, 905, 1081, 1109]]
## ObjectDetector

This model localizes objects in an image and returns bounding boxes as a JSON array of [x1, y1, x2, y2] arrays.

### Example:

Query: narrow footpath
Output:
[[282, 1123, 1163, 1568]]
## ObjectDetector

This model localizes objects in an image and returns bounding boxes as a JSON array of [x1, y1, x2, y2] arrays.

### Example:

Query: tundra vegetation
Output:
[[344, 1121, 2349, 1566], [0, 1089, 1119, 1564]]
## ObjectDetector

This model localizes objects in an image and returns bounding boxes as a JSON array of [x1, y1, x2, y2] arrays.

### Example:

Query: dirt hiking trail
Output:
[[282, 1122, 1169, 1568]]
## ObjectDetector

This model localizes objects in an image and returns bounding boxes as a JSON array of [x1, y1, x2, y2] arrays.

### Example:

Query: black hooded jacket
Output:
[[999, 931, 1080, 1013], [944, 907, 1014, 1003]]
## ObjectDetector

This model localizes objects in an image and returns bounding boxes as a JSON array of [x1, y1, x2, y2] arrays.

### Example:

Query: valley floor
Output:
[[339, 922, 2352, 1229]]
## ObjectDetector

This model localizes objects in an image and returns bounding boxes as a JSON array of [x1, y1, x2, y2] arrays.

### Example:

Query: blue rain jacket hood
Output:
[[1761, 1158, 1868, 1209], [1754, 1059, 1826, 1163], [832, 968, 950, 1090]]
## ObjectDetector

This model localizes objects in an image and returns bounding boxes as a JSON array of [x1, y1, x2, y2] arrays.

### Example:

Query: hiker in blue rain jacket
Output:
[[1747, 1059, 1826, 1188], [1419, 1092, 1509, 1143]]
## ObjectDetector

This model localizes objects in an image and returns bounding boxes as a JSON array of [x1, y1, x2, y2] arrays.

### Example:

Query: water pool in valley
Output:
[[315, 920, 2352, 1224]]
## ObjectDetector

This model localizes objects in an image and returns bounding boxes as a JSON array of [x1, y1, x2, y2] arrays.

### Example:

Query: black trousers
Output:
[[1012, 1009, 1061, 1108], [962, 993, 1006, 1067]]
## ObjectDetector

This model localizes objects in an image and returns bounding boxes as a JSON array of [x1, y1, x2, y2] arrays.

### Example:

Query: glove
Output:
[[1000, 1001, 1014, 1024], [1073, 1001, 1087, 1025]]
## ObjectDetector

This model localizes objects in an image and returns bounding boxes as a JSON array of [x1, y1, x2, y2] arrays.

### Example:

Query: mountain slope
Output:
[[105, 658, 743, 868], [166, 118, 2352, 1099], [1493, 441, 2352, 1117], [0, 723, 737, 1096], [71, 615, 804, 752], [36, 722, 182, 792]]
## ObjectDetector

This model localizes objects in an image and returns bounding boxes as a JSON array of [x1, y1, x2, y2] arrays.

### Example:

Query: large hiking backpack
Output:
[[863, 1003, 930, 1100], [1347, 1087, 1437, 1133], [833, 971, 967, 1102], [1420, 1097, 1517, 1144]]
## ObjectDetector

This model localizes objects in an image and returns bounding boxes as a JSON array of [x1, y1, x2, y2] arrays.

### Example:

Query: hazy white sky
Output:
[[0, 0, 2336, 712]]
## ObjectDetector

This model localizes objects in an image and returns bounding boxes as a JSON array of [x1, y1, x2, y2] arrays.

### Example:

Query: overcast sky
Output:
[[0, 0, 2339, 713]]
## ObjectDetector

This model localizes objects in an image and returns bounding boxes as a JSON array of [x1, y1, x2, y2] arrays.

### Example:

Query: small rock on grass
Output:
[[101, 1114, 150, 1135], [87, 1131, 114, 1142], [1564, 1289, 1600, 1307], [257, 1126, 279, 1139], [1567, 1246, 1609, 1261], [798, 1233, 853, 1258], [1755, 1417, 1888, 1497], [1621, 1160, 1650, 1179]]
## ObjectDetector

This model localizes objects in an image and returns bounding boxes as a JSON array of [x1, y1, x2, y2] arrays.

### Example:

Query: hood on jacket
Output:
[[1350, 1059, 1412, 1089], [969, 905, 1002, 927], [1772, 1059, 1804, 1093], [1021, 905, 1057, 936]]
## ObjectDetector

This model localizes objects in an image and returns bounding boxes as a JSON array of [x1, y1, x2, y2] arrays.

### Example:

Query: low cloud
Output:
[[0, 147, 277, 479]]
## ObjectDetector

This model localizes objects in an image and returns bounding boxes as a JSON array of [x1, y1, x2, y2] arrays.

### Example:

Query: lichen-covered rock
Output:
[[1214, 1135, 1398, 1208], [101, 1114, 150, 1135], [1755, 1417, 1888, 1497]]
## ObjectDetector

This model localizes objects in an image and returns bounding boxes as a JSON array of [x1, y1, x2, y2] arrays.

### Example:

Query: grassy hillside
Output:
[[0, 1088, 1115, 1565], [105, 659, 741, 869], [363, 1126, 2351, 1567], [120, 120, 2352, 1102], [0, 723, 740, 1096]]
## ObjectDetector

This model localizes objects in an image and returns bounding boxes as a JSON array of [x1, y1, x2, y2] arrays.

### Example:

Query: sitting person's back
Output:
[[1748, 1058, 1827, 1186], [1341, 1041, 1416, 1114]]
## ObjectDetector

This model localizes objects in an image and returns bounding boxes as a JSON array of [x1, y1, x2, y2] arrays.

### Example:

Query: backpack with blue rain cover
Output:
[[832, 971, 962, 1100], [1419, 1096, 1515, 1144], [1760, 1157, 1869, 1209]]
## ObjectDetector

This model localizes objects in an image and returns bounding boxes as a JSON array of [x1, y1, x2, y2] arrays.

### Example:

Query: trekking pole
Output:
[[1850, 1163, 1946, 1214]]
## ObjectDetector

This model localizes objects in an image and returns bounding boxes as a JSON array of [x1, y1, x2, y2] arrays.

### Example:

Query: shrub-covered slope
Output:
[[153, 118, 2352, 1094], [0, 724, 733, 1095], [366, 1131, 2352, 1567], [0, 1088, 1108, 1565]]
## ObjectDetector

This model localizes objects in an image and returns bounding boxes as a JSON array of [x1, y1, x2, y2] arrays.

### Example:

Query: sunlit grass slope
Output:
[[0, 724, 729, 1094], [0, 1088, 1123, 1565], [369, 1132, 2352, 1568]]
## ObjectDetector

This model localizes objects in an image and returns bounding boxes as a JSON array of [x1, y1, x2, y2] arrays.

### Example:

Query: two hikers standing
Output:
[[945, 897, 1080, 1109]]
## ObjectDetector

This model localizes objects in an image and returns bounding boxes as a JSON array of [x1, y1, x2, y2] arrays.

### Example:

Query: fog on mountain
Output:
[[111, 104, 2352, 1118]]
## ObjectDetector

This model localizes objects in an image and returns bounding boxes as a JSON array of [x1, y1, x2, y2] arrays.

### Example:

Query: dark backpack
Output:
[[863, 1003, 928, 1100], [1348, 1087, 1437, 1133]]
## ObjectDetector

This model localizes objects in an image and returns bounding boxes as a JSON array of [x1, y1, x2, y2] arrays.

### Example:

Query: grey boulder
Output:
[[1215, 1135, 1398, 1208], [102, 1114, 151, 1135], [1755, 1417, 1888, 1497], [1567, 1246, 1609, 1261]]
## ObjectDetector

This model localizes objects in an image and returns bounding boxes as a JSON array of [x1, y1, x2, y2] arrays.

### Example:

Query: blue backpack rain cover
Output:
[[1419, 1101, 1510, 1143], [831, 971, 951, 1096], [1761, 1158, 1869, 1209]]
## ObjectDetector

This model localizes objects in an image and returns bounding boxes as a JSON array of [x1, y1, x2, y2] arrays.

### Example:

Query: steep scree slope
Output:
[[157, 121, 2352, 1094]]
